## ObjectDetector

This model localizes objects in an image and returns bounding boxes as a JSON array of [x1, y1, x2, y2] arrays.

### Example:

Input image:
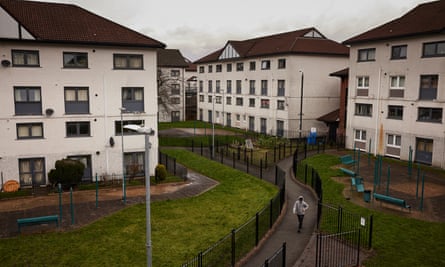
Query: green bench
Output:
[[351, 177, 364, 192], [339, 167, 356, 177], [17, 215, 59, 233], [340, 155, 355, 165], [373, 193, 411, 211]]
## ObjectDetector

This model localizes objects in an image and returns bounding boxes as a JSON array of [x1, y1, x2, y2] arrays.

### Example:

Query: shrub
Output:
[[155, 164, 168, 182], [48, 159, 85, 188]]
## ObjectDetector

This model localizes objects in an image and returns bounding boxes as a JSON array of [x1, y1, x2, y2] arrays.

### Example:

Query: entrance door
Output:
[[248, 116, 255, 132], [415, 138, 433, 165], [68, 155, 92, 182]]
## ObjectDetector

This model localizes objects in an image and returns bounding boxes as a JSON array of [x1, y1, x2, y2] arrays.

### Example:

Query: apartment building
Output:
[[157, 49, 189, 122], [343, 0, 445, 168], [195, 28, 349, 138], [0, 0, 165, 187]]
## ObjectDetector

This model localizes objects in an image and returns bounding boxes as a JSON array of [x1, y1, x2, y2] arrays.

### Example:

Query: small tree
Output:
[[155, 164, 168, 182], [48, 159, 85, 188]]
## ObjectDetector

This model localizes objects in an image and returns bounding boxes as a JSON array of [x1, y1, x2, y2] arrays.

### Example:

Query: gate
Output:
[[316, 230, 361, 267]]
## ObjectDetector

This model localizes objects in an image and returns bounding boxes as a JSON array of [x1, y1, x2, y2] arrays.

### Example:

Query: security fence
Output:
[[260, 242, 286, 267]]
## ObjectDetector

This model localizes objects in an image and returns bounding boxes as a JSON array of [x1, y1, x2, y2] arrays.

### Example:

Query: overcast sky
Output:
[[38, 0, 432, 61]]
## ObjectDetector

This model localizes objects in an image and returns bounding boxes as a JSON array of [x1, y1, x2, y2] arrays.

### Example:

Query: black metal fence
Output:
[[158, 151, 188, 180], [316, 230, 361, 267], [260, 242, 286, 267], [181, 167, 286, 267], [295, 162, 373, 250]]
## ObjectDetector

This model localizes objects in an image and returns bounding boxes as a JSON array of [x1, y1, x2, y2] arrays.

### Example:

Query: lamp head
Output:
[[124, 124, 155, 136]]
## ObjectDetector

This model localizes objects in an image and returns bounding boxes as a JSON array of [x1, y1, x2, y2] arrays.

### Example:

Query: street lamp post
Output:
[[123, 124, 155, 267], [212, 91, 215, 159], [119, 107, 126, 204], [299, 71, 304, 140]]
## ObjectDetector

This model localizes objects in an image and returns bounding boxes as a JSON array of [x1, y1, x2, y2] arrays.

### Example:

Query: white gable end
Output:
[[219, 44, 240, 60], [0, 7, 34, 40], [304, 29, 324, 39]]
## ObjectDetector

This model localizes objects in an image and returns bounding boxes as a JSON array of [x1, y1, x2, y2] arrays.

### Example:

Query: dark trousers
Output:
[[297, 214, 304, 229]]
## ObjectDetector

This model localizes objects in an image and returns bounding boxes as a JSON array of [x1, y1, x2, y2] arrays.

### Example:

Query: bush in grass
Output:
[[48, 159, 85, 188], [155, 164, 168, 182]]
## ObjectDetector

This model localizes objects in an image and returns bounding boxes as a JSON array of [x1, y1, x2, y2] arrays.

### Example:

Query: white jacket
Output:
[[293, 197, 309, 215]]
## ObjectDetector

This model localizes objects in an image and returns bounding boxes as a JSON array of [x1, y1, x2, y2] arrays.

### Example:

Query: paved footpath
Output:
[[240, 156, 318, 267]]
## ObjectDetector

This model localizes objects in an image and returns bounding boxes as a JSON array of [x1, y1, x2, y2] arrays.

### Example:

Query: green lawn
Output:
[[0, 150, 277, 266], [297, 154, 445, 267]]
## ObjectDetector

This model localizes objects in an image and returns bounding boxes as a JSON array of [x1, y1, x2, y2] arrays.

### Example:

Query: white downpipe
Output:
[[103, 74, 109, 174]]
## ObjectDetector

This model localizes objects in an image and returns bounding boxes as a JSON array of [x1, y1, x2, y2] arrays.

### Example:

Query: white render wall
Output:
[[158, 66, 185, 122], [0, 42, 159, 185], [197, 54, 347, 138], [346, 34, 445, 168]]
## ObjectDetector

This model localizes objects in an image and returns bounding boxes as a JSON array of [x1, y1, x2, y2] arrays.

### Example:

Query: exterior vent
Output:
[[45, 108, 54, 116]]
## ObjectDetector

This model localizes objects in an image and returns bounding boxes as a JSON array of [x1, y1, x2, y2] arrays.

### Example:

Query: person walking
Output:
[[293, 195, 309, 233]]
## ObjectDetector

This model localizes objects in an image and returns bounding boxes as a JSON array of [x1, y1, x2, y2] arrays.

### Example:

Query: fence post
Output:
[[269, 199, 273, 228], [282, 242, 287, 267], [368, 215, 374, 249], [200, 141, 203, 156], [255, 212, 259, 246], [304, 164, 308, 184], [356, 229, 361, 267], [265, 152, 268, 168], [237, 146, 241, 160], [244, 147, 247, 162], [337, 206, 343, 233], [274, 146, 277, 162], [191, 140, 194, 152], [260, 159, 263, 179], [232, 151, 236, 168], [304, 142, 307, 159], [246, 156, 249, 173], [174, 158, 177, 175], [220, 148, 224, 164], [231, 229, 236, 267], [250, 149, 253, 165]]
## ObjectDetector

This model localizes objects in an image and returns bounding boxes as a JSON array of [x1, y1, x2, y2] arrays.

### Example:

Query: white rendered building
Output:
[[0, 0, 165, 187], [343, 0, 445, 168], [195, 28, 349, 138]]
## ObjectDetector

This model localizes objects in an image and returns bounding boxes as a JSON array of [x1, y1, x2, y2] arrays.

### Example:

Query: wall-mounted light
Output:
[[1, 60, 11, 67]]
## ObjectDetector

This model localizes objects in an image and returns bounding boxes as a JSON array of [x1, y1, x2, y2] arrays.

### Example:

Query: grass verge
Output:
[[0, 149, 277, 266]]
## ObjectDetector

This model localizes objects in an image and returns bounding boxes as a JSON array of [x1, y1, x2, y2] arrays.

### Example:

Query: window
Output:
[[357, 48, 375, 62], [261, 80, 268, 96], [355, 103, 372, 116], [248, 116, 255, 131], [122, 87, 144, 112], [171, 70, 180, 77], [113, 54, 143, 69], [261, 99, 270, 109], [278, 59, 286, 69], [357, 76, 369, 96], [418, 107, 442, 123], [215, 96, 222, 104], [249, 80, 255, 95], [208, 95, 212, 103], [261, 60, 271, 70], [199, 95, 204, 102], [208, 65, 213, 73], [12, 50, 39, 67], [199, 80, 203, 92], [249, 98, 255, 107], [226, 63, 232, 72], [422, 41, 445, 57], [124, 152, 145, 177], [17, 123, 43, 139], [66, 121, 90, 137], [226, 80, 232, 94], [208, 80, 213, 93], [115, 120, 144, 135], [355, 129, 366, 141], [199, 66, 204, 73], [208, 110, 213, 123], [388, 105, 403, 120], [63, 52, 88, 68], [216, 80, 221, 93], [19, 158, 45, 187], [260, 118, 267, 134], [236, 97, 243, 106], [171, 97, 180, 104], [419, 75, 438, 100], [277, 80, 285, 96], [249, 61, 256, 71], [236, 80, 242, 94], [389, 75, 405, 97], [236, 62, 244, 71], [171, 84, 180, 95], [387, 134, 401, 147], [171, 111, 180, 122], [65, 87, 89, 114], [14, 87, 42, 115], [226, 96, 232, 105], [216, 64, 222, 72], [277, 100, 285, 110], [276, 120, 284, 137], [391, 45, 407, 60]]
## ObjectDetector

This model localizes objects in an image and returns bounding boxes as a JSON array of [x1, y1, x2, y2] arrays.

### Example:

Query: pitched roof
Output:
[[317, 109, 340, 123], [195, 27, 349, 63], [0, 0, 165, 48], [157, 49, 189, 68], [330, 68, 349, 78], [344, 0, 445, 44]]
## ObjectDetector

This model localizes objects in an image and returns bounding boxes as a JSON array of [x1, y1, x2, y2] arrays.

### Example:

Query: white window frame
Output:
[[354, 129, 367, 141], [357, 76, 369, 89]]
